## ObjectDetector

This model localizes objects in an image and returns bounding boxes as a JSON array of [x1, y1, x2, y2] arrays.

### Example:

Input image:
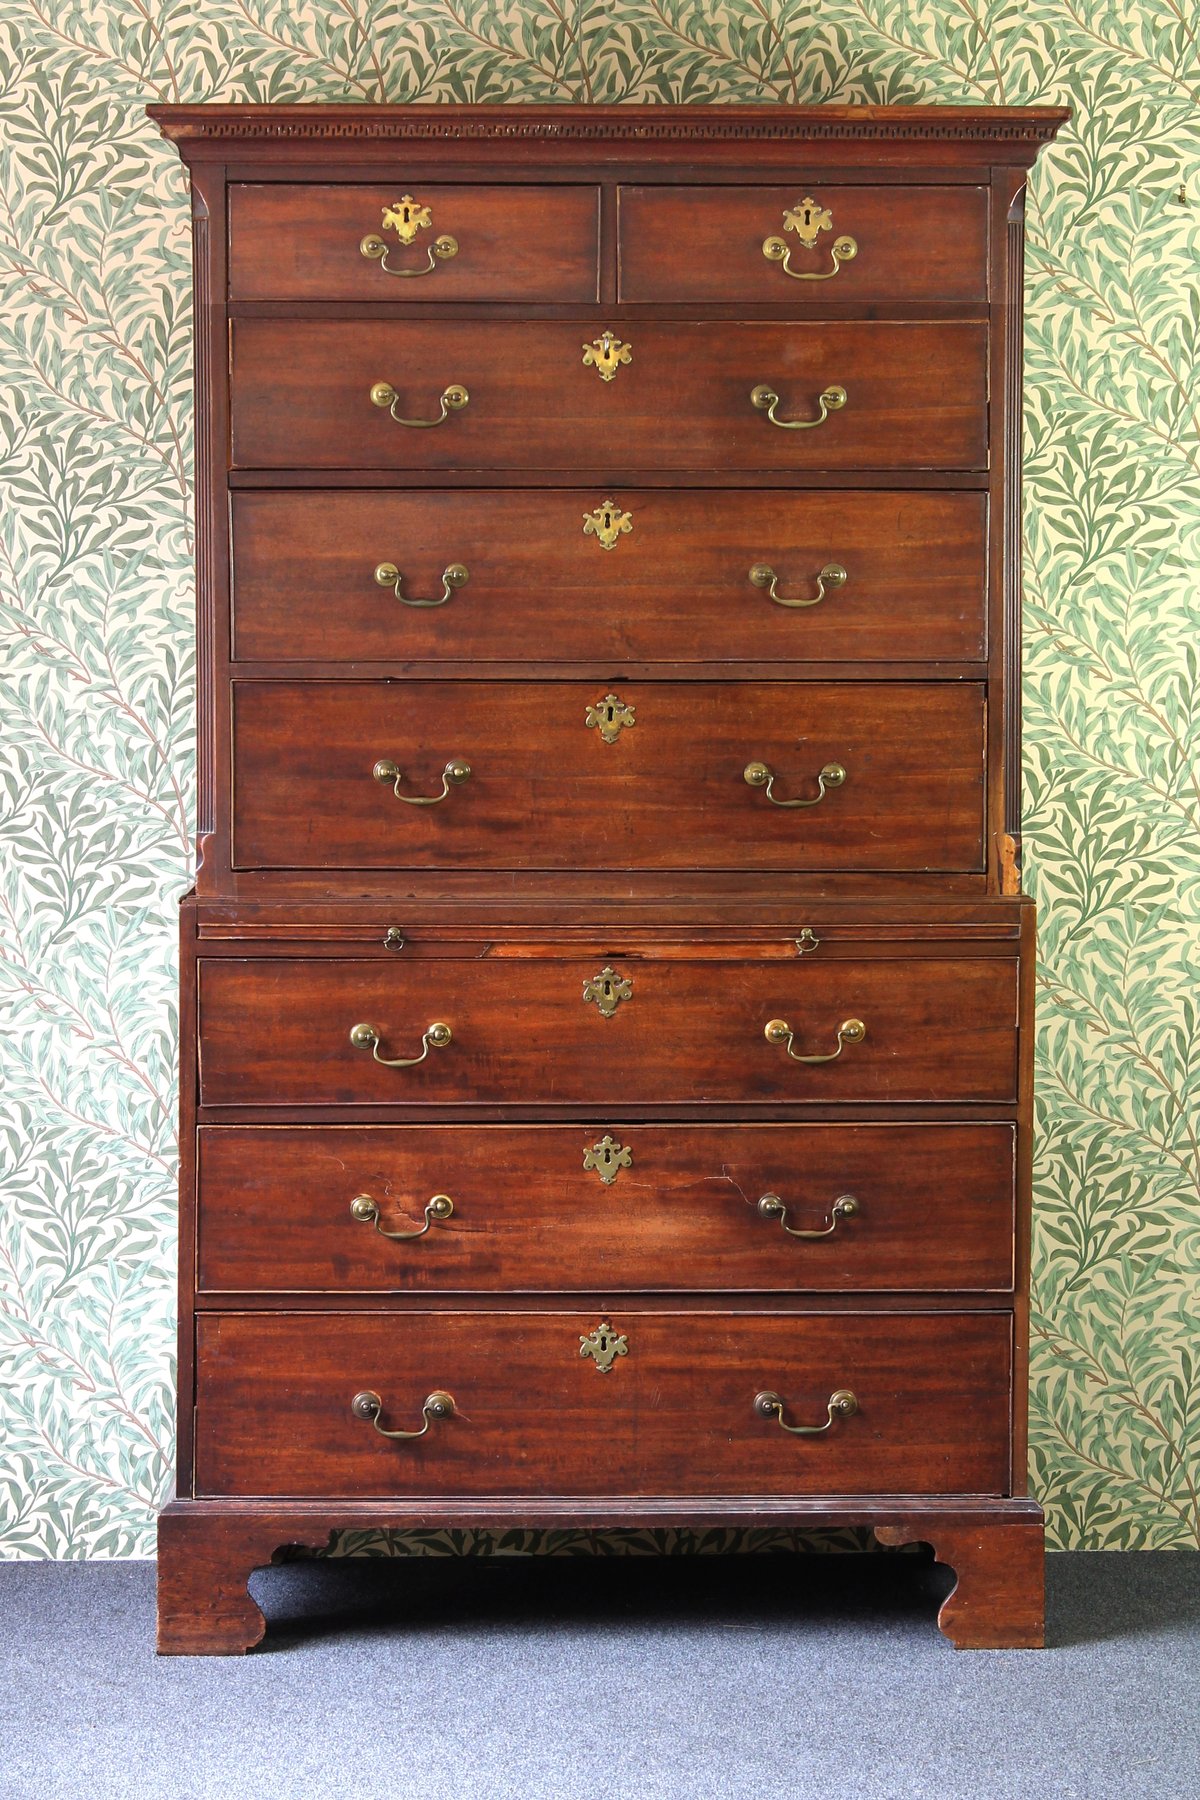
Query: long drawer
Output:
[[196, 951, 1019, 1107], [231, 681, 986, 872], [193, 1309, 1013, 1498], [231, 489, 989, 666], [196, 1122, 1016, 1293], [229, 320, 988, 470], [617, 184, 989, 302]]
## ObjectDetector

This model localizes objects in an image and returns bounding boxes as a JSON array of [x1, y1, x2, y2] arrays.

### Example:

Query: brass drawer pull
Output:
[[351, 1389, 456, 1440], [749, 562, 847, 608], [349, 1020, 453, 1067], [369, 381, 469, 427], [360, 232, 459, 278], [373, 757, 471, 804], [751, 382, 846, 430], [762, 232, 857, 282], [757, 1192, 858, 1238], [744, 759, 845, 808], [350, 1192, 454, 1240], [374, 561, 469, 608], [764, 1017, 866, 1063], [754, 1388, 858, 1435]]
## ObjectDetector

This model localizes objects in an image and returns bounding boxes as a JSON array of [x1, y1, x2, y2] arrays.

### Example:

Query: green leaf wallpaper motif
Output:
[[0, 1, 1197, 1558]]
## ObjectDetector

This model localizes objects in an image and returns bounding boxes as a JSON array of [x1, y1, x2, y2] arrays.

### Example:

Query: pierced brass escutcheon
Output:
[[744, 760, 845, 809], [582, 330, 632, 381], [351, 1388, 456, 1440], [762, 195, 857, 281], [751, 382, 847, 430], [374, 561, 469, 608], [350, 1192, 454, 1241], [749, 562, 847, 608], [583, 1134, 633, 1186], [373, 757, 471, 805], [583, 498, 633, 551], [580, 1321, 628, 1374], [764, 1017, 866, 1065], [585, 692, 636, 744], [754, 1388, 858, 1435], [370, 381, 469, 427], [360, 195, 458, 278], [349, 1020, 453, 1068], [757, 1192, 858, 1240], [583, 966, 632, 1018]]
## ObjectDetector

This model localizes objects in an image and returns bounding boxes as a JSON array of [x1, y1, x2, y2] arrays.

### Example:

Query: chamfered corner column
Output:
[[874, 1513, 1045, 1650], [156, 1503, 329, 1655]]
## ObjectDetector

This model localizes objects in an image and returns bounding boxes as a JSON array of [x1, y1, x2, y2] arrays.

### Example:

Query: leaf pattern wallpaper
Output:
[[1, 1, 1197, 1560]]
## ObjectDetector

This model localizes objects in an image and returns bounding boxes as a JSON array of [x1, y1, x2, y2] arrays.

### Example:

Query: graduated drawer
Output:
[[228, 183, 600, 302], [193, 1309, 1013, 1498], [618, 184, 989, 302], [196, 951, 1019, 1108], [231, 489, 988, 665], [196, 1122, 1016, 1294], [229, 320, 988, 470], [231, 680, 986, 872]]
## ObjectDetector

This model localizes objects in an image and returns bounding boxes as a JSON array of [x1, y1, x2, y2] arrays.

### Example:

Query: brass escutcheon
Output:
[[583, 499, 633, 551], [580, 1321, 628, 1373], [762, 194, 858, 281], [585, 692, 636, 744], [582, 330, 632, 381], [583, 966, 632, 1018], [583, 1134, 633, 1186]]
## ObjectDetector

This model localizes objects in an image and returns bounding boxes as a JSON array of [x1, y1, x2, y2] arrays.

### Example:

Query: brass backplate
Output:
[[380, 195, 432, 244], [582, 330, 632, 381], [782, 195, 833, 249], [582, 498, 633, 550], [585, 692, 636, 744]]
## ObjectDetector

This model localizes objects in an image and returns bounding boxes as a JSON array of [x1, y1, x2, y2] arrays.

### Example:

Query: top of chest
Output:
[[153, 103, 1066, 310]]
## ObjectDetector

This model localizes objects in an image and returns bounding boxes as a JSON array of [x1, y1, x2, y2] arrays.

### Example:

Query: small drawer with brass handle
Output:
[[197, 1123, 1017, 1295], [194, 1310, 1013, 1497], [228, 184, 601, 302], [616, 184, 989, 302]]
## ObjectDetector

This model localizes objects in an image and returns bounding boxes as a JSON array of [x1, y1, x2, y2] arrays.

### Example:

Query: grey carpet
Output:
[[1, 1551, 1197, 1800]]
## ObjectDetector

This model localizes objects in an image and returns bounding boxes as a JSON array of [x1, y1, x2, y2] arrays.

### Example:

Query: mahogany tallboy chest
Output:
[[149, 102, 1067, 1653]]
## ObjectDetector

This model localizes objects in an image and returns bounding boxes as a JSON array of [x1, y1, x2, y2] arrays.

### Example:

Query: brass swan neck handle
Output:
[[744, 760, 845, 808], [764, 1017, 866, 1064], [369, 381, 469, 427], [360, 231, 458, 278], [350, 1193, 455, 1241], [754, 1389, 858, 1435], [749, 562, 847, 608], [349, 1020, 453, 1068], [351, 1389, 456, 1440], [762, 231, 857, 281], [374, 562, 469, 608], [757, 1192, 859, 1239], [373, 758, 471, 805], [751, 382, 846, 430]]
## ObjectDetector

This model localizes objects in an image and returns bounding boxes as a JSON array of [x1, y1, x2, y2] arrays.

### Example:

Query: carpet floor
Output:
[[2, 1551, 1197, 1799]]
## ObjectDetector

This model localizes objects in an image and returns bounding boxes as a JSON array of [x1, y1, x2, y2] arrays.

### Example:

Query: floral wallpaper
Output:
[[1, 2, 1197, 1559]]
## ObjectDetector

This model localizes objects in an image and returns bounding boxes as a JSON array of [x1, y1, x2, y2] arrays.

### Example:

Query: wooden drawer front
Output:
[[196, 1123, 1016, 1294], [196, 953, 1019, 1108], [230, 321, 988, 471], [619, 184, 989, 302], [231, 489, 988, 666], [193, 1310, 1013, 1498], [231, 681, 986, 873], [228, 184, 600, 302]]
